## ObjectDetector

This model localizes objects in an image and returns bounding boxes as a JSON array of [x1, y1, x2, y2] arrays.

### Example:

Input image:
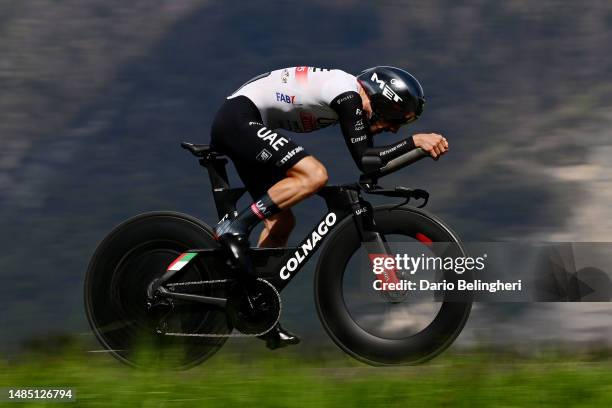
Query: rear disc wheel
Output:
[[84, 212, 231, 369]]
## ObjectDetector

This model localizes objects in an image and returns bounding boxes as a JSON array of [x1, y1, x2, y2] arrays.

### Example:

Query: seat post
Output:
[[181, 143, 248, 220], [200, 156, 230, 190], [199, 154, 246, 220]]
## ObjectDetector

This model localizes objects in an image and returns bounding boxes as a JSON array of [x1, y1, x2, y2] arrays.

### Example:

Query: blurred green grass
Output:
[[2, 347, 612, 407]]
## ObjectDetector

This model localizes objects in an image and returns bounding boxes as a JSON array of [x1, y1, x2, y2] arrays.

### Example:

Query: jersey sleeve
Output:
[[330, 91, 371, 171], [330, 91, 416, 172]]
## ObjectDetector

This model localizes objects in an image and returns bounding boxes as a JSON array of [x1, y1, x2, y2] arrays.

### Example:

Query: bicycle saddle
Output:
[[181, 142, 219, 158]]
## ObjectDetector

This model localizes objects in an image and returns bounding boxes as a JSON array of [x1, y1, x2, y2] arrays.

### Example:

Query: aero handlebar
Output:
[[360, 147, 429, 183], [377, 147, 429, 177]]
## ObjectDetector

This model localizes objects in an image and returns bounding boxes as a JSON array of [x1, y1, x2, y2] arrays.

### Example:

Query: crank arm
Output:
[[157, 286, 227, 308]]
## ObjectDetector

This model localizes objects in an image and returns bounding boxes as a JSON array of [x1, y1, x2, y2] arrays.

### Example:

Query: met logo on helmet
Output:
[[370, 73, 403, 103]]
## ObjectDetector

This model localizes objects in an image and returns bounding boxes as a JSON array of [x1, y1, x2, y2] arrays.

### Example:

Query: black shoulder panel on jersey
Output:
[[331, 91, 417, 172], [331, 91, 372, 171]]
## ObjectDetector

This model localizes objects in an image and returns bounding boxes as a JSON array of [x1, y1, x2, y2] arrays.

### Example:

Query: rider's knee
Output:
[[304, 164, 328, 193], [288, 157, 328, 194]]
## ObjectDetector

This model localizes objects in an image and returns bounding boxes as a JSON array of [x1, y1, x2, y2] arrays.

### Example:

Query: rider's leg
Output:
[[266, 156, 329, 208], [257, 157, 328, 247], [210, 97, 326, 349], [254, 157, 328, 349], [216, 156, 328, 241], [217, 157, 328, 350], [214, 192, 281, 239], [258, 210, 295, 248]]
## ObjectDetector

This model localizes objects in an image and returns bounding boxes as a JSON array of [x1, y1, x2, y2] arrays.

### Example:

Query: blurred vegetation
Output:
[[3, 345, 612, 407]]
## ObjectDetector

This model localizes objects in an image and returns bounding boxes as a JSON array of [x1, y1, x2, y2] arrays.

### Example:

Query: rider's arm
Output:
[[331, 91, 416, 172]]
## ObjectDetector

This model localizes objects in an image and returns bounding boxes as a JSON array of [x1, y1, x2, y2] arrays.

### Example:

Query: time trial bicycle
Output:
[[84, 142, 472, 368]]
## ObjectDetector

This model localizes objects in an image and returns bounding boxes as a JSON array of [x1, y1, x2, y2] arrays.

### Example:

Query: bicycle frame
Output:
[[156, 151, 395, 303], [158, 185, 388, 294]]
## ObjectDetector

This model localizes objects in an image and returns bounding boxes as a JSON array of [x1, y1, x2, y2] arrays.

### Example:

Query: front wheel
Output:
[[315, 205, 472, 365]]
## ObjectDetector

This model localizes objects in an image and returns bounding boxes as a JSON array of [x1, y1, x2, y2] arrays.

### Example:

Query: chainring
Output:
[[226, 279, 281, 335], [154, 278, 281, 338]]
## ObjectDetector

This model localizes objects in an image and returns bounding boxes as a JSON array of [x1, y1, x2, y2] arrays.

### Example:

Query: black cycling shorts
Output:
[[210, 96, 309, 199]]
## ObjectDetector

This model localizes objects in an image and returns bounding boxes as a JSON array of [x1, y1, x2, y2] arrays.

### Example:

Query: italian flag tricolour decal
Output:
[[167, 252, 197, 272]]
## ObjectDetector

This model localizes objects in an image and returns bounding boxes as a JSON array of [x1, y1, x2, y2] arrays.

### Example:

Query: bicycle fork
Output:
[[350, 191, 403, 292]]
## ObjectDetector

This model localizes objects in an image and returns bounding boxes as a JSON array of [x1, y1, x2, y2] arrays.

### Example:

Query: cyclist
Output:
[[210, 66, 448, 349]]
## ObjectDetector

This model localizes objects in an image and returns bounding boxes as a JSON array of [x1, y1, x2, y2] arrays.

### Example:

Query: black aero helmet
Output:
[[357, 66, 425, 124]]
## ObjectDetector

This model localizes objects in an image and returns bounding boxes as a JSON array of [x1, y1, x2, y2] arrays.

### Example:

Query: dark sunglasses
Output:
[[387, 98, 425, 126]]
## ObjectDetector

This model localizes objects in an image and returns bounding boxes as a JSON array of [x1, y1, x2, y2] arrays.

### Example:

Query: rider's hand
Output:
[[412, 133, 448, 160]]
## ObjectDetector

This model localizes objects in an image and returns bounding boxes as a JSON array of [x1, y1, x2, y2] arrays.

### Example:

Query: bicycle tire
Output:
[[84, 211, 231, 369], [315, 205, 472, 365]]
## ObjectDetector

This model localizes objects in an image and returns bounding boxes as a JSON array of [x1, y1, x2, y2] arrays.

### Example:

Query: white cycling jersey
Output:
[[228, 66, 358, 133]]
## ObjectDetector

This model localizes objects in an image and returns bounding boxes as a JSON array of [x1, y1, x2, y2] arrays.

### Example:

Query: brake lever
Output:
[[391, 188, 429, 209], [413, 189, 429, 208]]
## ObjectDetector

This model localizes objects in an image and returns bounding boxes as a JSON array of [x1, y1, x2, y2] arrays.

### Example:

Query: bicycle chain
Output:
[[162, 278, 281, 338]]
